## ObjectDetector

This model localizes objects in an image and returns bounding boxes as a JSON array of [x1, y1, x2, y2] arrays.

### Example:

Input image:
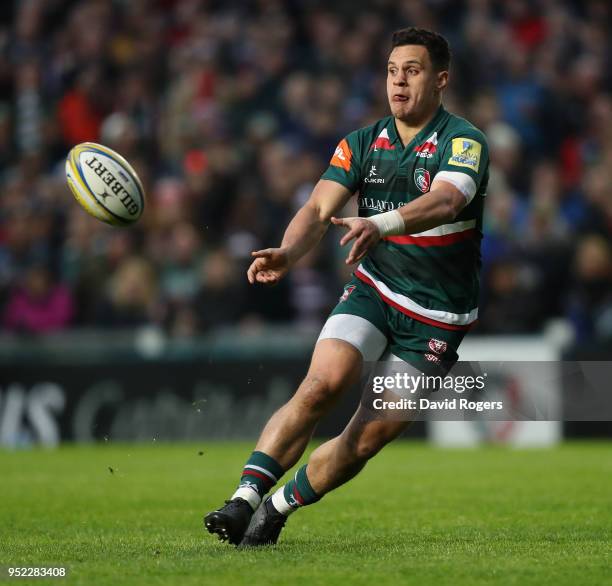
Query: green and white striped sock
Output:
[[232, 451, 284, 510], [270, 464, 321, 516]]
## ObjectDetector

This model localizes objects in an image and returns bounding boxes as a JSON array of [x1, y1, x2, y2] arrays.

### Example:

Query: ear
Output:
[[436, 71, 449, 92]]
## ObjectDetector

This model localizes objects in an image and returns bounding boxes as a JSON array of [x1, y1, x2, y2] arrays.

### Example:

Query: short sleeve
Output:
[[433, 132, 489, 203], [320, 131, 363, 193]]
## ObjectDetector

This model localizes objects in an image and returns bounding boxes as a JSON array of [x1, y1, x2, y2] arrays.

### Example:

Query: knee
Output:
[[296, 374, 342, 413]]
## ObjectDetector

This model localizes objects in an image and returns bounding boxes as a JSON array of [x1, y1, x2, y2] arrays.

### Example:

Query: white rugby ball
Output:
[[65, 142, 145, 226]]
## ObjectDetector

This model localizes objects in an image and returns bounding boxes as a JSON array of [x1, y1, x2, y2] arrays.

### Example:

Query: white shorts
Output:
[[317, 313, 404, 362]]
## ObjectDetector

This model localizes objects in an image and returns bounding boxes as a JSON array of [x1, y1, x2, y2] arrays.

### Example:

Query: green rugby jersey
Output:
[[321, 105, 489, 331]]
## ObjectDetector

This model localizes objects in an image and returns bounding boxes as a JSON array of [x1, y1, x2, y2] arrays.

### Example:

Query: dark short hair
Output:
[[391, 27, 451, 72]]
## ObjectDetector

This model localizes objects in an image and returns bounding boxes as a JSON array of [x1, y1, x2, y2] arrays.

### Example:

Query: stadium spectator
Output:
[[193, 247, 245, 333], [0, 0, 610, 341], [95, 256, 159, 328], [3, 263, 73, 334], [567, 234, 612, 342]]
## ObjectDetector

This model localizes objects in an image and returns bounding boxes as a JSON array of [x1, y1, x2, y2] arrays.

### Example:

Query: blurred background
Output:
[[0, 0, 610, 446]]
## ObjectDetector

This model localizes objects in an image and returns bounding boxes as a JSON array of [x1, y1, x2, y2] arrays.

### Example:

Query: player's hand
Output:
[[331, 216, 381, 264], [247, 248, 290, 285]]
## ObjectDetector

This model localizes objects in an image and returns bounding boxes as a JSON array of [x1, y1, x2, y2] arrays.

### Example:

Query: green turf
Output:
[[1, 442, 610, 586]]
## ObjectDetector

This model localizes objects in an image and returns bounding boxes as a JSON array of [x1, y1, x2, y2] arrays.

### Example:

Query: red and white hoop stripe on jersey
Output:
[[384, 219, 477, 246], [354, 264, 478, 330]]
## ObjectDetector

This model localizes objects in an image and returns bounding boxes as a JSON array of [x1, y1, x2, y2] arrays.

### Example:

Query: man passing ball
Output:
[[205, 27, 489, 546]]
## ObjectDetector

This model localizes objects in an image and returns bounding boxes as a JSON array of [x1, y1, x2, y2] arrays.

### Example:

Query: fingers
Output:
[[248, 249, 273, 284], [251, 248, 275, 258], [351, 249, 369, 263], [333, 217, 362, 246], [339, 227, 360, 247], [247, 260, 258, 284], [247, 257, 268, 284], [256, 270, 279, 285], [346, 234, 370, 264], [247, 259, 282, 285]]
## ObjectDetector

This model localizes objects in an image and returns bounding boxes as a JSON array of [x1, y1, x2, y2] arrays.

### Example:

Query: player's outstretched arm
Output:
[[332, 180, 467, 264], [247, 179, 353, 285]]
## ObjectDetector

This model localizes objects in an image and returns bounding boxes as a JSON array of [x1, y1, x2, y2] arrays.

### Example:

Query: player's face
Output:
[[387, 45, 448, 122]]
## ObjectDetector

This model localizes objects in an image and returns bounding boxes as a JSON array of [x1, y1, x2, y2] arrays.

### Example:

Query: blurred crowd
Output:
[[0, 0, 611, 342]]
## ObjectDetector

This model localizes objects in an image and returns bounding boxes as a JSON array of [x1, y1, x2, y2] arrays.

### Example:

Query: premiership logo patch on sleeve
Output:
[[448, 138, 482, 172], [330, 138, 352, 172]]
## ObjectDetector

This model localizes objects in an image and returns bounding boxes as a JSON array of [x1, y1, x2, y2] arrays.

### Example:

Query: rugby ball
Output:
[[65, 142, 145, 226]]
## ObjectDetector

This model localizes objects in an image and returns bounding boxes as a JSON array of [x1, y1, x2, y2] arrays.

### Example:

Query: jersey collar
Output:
[[387, 104, 448, 149]]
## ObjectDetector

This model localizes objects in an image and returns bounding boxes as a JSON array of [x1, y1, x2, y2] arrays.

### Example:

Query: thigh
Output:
[[294, 280, 391, 415], [305, 337, 364, 397]]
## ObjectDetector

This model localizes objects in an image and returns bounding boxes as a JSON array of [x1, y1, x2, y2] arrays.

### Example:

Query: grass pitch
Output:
[[1, 442, 610, 585]]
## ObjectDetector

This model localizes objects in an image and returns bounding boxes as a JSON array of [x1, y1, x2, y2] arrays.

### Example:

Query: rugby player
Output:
[[205, 27, 489, 546]]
